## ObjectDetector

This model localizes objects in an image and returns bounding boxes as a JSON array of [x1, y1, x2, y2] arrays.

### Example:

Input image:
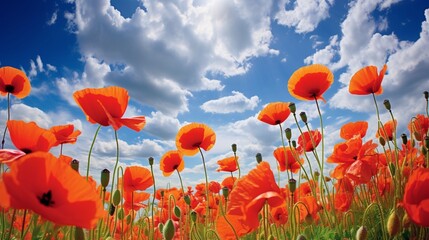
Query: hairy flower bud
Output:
[[300, 112, 307, 123], [163, 219, 175, 240], [356, 226, 368, 240], [285, 128, 292, 141], [71, 159, 79, 172], [383, 99, 391, 111], [112, 189, 121, 206], [401, 133, 408, 145], [174, 206, 181, 218], [289, 102, 296, 114], [424, 91, 429, 100], [222, 187, 229, 199], [255, 153, 262, 163], [387, 210, 401, 237], [148, 157, 154, 166], [101, 169, 110, 188], [288, 178, 297, 193], [231, 143, 237, 153]]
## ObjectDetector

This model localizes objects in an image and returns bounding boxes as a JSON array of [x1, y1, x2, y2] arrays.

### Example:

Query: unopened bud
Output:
[[379, 136, 386, 146], [356, 226, 368, 240], [184, 194, 191, 205], [174, 206, 181, 218], [288, 178, 297, 193], [285, 128, 292, 141], [112, 189, 121, 206], [401, 133, 407, 145], [101, 169, 110, 188], [126, 214, 132, 225], [402, 213, 411, 229], [148, 157, 154, 166], [231, 143, 237, 153], [71, 159, 79, 172], [190, 211, 197, 222], [300, 112, 307, 123], [163, 219, 175, 240], [387, 210, 401, 237], [289, 102, 296, 114], [255, 153, 262, 163], [383, 99, 391, 111], [117, 208, 125, 220], [424, 91, 429, 100], [109, 203, 115, 216], [222, 187, 229, 199]]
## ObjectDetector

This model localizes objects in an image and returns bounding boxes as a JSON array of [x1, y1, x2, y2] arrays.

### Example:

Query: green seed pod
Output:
[[100, 169, 110, 188], [255, 153, 262, 163], [424, 91, 429, 100], [300, 112, 307, 123], [289, 102, 296, 114], [292, 140, 297, 148], [117, 208, 125, 220], [379, 136, 386, 146], [285, 128, 292, 141], [163, 219, 175, 240], [174, 206, 181, 218], [75, 227, 85, 240], [356, 226, 368, 240], [190, 211, 197, 222], [401, 133, 408, 145], [387, 210, 401, 237], [383, 99, 391, 111], [231, 143, 237, 153], [71, 159, 79, 172], [184, 194, 191, 205], [222, 187, 229, 199], [126, 214, 132, 225], [158, 222, 164, 232], [148, 157, 154, 166], [112, 189, 121, 206], [288, 178, 297, 193]]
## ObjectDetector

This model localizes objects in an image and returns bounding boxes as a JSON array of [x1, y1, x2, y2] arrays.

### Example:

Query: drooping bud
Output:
[[101, 169, 110, 188], [401, 133, 408, 145], [222, 187, 229, 199], [296, 234, 307, 240], [288, 178, 297, 193], [174, 206, 181, 218], [148, 157, 154, 166], [379, 136, 386, 146], [112, 189, 121, 206], [163, 219, 175, 240], [300, 112, 307, 123], [424, 91, 429, 100], [356, 226, 368, 240], [289, 102, 296, 114], [387, 210, 401, 237], [292, 140, 297, 149], [184, 194, 191, 205], [383, 99, 391, 111], [231, 143, 237, 153], [255, 153, 262, 163], [71, 159, 79, 172], [190, 211, 197, 222], [285, 128, 292, 141]]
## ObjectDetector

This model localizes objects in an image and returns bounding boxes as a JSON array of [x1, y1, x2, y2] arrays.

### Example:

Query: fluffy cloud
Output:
[[200, 91, 260, 114], [62, 0, 277, 116], [275, 0, 334, 33]]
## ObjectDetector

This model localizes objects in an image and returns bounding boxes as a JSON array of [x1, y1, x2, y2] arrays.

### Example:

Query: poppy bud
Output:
[[401, 133, 407, 145], [300, 112, 307, 123], [184, 194, 191, 205], [75, 227, 85, 240], [402, 213, 411, 229], [425, 136, 429, 149], [126, 214, 132, 225], [379, 136, 386, 146], [112, 189, 121, 206], [389, 162, 396, 177], [163, 219, 175, 240], [387, 210, 400, 237], [296, 234, 307, 240], [222, 187, 229, 199], [288, 178, 297, 193], [101, 169, 110, 188], [117, 208, 125, 220], [109, 203, 115, 216], [255, 153, 262, 163], [314, 171, 320, 181], [383, 99, 391, 111], [289, 102, 296, 114], [71, 159, 79, 172], [424, 91, 429, 100], [356, 226, 368, 240], [174, 206, 181, 218], [324, 176, 331, 182], [285, 128, 292, 141], [231, 143, 237, 153], [158, 222, 164, 232], [190, 211, 197, 222], [148, 157, 154, 166], [160, 190, 165, 198]]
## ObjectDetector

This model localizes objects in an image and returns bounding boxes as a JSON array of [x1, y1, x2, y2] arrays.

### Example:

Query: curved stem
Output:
[[86, 125, 102, 180], [109, 130, 120, 201], [150, 162, 157, 240], [176, 169, 185, 194], [1, 93, 11, 149], [279, 124, 290, 182], [198, 147, 210, 237]]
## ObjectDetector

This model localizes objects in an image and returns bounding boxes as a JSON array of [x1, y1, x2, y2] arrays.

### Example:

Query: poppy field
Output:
[[1, 63, 429, 240]]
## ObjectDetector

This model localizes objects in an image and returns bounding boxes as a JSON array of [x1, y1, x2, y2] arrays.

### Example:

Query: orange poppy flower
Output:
[[1, 152, 104, 228], [270, 205, 288, 226], [403, 167, 429, 227], [216, 212, 251, 239], [340, 121, 368, 140], [408, 114, 429, 141], [349, 64, 387, 95], [288, 64, 334, 102], [73, 86, 146, 131], [257, 102, 291, 125], [123, 190, 151, 211], [297, 130, 322, 152], [123, 166, 154, 192], [273, 146, 303, 173], [209, 181, 221, 194], [159, 150, 184, 177], [376, 120, 397, 141], [216, 156, 238, 172], [0, 66, 31, 98], [7, 120, 56, 154], [175, 122, 216, 156], [49, 124, 81, 146]]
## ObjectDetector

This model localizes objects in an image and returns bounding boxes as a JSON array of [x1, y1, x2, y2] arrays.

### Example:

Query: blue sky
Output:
[[1, 0, 429, 189]]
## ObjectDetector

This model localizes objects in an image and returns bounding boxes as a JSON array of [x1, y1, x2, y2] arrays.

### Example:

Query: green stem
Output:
[[109, 130, 120, 202], [150, 161, 157, 240], [176, 169, 185, 194], [198, 147, 210, 237], [279, 124, 290, 182], [1, 93, 11, 149], [86, 125, 102, 180]]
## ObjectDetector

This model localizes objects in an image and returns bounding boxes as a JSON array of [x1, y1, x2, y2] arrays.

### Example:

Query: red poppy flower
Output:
[[376, 120, 397, 141], [123, 190, 151, 211], [403, 168, 429, 227], [73, 86, 146, 131], [49, 124, 81, 146], [209, 181, 221, 194], [159, 150, 184, 177], [349, 64, 387, 95], [340, 121, 368, 140], [273, 146, 303, 173], [297, 130, 322, 152], [408, 114, 429, 141], [257, 102, 291, 125], [216, 156, 238, 172], [221, 176, 236, 191], [1, 152, 104, 228], [0, 66, 31, 98], [175, 123, 216, 156], [288, 64, 334, 102], [270, 205, 288, 226], [123, 166, 154, 192], [7, 120, 56, 154]]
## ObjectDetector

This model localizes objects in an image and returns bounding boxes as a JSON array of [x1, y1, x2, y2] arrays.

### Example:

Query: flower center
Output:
[[38, 190, 55, 207], [21, 148, 32, 154], [4, 84, 14, 93]]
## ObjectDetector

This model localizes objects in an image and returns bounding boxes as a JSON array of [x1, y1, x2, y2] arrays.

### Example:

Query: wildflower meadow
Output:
[[1, 63, 429, 240]]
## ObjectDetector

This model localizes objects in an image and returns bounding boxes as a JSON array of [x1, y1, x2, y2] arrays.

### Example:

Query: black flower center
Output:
[[21, 148, 32, 154], [38, 190, 55, 207], [4, 84, 14, 93]]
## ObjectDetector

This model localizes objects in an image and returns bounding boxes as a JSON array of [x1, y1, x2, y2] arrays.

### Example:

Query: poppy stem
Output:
[[198, 147, 210, 237], [86, 125, 102, 180], [149, 159, 157, 240], [176, 169, 185, 194], [279, 124, 290, 183], [1, 93, 11, 149]]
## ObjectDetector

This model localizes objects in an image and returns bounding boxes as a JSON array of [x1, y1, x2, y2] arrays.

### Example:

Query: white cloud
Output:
[[47, 10, 58, 26], [275, 0, 334, 33], [200, 91, 260, 114], [36, 55, 44, 72], [63, 0, 277, 116], [46, 64, 57, 72], [144, 111, 181, 140], [29, 60, 37, 77]]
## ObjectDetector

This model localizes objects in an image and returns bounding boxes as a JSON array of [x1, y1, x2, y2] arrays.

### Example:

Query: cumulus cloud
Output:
[[61, 0, 277, 116], [47, 10, 58, 25], [200, 91, 260, 114], [275, 0, 334, 33]]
